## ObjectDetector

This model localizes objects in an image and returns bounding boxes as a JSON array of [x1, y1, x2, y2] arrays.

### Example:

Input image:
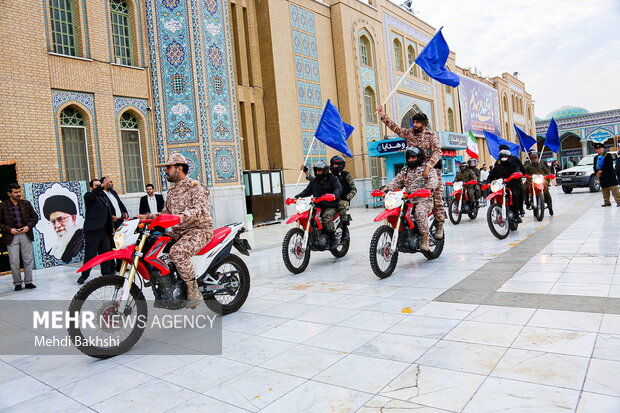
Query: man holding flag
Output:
[[376, 106, 446, 239]]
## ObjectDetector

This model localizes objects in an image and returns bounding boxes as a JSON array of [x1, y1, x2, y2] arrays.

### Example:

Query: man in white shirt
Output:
[[139, 184, 164, 215], [101, 176, 128, 230], [480, 164, 490, 182]]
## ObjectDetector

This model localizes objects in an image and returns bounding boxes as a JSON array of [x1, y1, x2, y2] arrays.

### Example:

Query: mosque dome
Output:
[[545, 106, 590, 120]]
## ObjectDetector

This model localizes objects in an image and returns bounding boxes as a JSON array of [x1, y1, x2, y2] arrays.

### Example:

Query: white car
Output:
[[556, 154, 600, 193]]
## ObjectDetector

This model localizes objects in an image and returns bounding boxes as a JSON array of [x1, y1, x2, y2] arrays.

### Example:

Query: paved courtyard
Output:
[[1, 187, 620, 412]]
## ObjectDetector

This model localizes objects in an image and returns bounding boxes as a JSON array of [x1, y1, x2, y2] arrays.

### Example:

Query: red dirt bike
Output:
[[68, 214, 251, 358], [525, 174, 555, 221], [445, 179, 480, 224], [368, 189, 444, 279], [282, 194, 350, 274], [483, 172, 523, 240]]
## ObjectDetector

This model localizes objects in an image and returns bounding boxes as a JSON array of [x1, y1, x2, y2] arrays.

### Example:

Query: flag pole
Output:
[[295, 136, 316, 189], [379, 59, 418, 109]]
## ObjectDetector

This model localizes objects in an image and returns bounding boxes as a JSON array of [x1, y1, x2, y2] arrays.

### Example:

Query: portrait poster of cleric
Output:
[[24, 181, 87, 268]]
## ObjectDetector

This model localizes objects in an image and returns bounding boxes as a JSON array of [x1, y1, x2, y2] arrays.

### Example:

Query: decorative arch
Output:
[[56, 103, 94, 182], [447, 108, 455, 132], [363, 87, 377, 124], [393, 38, 404, 72], [118, 108, 149, 192], [407, 45, 417, 76], [358, 34, 372, 67], [503, 94, 508, 113]]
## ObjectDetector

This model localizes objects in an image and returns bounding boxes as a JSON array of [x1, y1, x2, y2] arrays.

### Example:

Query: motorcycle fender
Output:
[[450, 190, 462, 197], [486, 190, 503, 202], [76, 246, 151, 280], [201, 242, 234, 279], [374, 208, 399, 223], [286, 210, 310, 224]]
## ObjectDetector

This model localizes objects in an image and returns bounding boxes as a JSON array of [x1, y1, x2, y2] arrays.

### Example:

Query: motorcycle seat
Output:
[[196, 227, 232, 255]]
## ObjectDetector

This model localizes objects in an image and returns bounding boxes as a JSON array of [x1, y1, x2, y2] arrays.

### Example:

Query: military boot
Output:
[[185, 278, 202, 309], [328, 232, 339, 250], [420, 234, 430, 251], [435, 221, 445, 239]]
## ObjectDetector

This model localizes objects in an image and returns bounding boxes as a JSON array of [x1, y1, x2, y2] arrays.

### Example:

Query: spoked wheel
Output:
[[203, 254, 250, 315], [448, 198, 462, 225], [67, 275, 147, 359], [533, 192, 545, 221], [487, 204, 510, 240], [421, 220, 444, 260], [467, 203, 479, 220], [369, 225, 399, 279], [282, 228, 310, 274], [330, 225, 350, 258]]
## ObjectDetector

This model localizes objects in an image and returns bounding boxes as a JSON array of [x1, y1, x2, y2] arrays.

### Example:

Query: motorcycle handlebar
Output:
[[464, 180, 478, 185], [285, 198, 296, 205]]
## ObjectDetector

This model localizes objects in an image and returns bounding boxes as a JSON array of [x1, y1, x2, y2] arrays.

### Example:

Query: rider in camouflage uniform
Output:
[[377, 105, 446, 239], [329, 155, 356, 240], [455, 162, 477, 205], [151, 153, 213, 308], [468, 158, 482, 201], [523, 149, 554, 215], [384, 147, 438, 251]]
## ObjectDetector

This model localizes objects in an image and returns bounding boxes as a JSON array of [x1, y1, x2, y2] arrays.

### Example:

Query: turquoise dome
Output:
[[545, 106, 589, 120]]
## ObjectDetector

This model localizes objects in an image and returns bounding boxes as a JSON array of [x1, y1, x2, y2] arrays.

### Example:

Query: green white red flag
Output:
[[466, 131, 479, 159]]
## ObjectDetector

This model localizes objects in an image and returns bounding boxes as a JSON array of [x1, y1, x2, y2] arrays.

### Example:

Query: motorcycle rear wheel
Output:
[[330, 226, 350, 258], [487, 204, 510, 240], [421, 220, 444, 260], [204, 254, 250, 315], [67, 275, 147, 359], [447, 199, 462, 225], [534, 192, 545, 221], [467, 203, 479, 220], [369, 225, 399, 279], [282, 227, 311, 274]]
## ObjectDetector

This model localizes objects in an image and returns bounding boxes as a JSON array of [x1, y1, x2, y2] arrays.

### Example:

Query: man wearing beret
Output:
[[43, 195, 84, 264], [0, 183, 39, 291], [593, 142, 620, 207], [146, 153, 213, 309]]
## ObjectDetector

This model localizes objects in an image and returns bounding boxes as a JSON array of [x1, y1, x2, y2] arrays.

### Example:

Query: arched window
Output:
[[50, 0, 78, 56], [120, 112, 144, 192], [407, 45, 417, 76], [504, 122, 509, 138], [447, 108, 455, 132], [502, 94, 508, 112], [110, 0, 133, 65], [393, 39, 404, 72], [359, 35, 372, 67], [363, 87, 377, 124], [60, 107, 89, 181]]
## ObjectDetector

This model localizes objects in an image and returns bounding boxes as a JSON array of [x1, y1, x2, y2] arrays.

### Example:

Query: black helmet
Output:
[[330, 155, 346, 174], [468, 158, 478, 167], [459, 162, 467, 169], [499, 149, 511, 159], [405, 146, 424, 168], [313, 160, 329, 179], [529, 148, 539, 155]]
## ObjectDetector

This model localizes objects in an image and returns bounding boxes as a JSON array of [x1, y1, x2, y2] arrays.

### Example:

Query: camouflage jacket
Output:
[[469, 167, 481, 180], [385, 165, 438, 202], [379, 112, 442, 169], [162, 177, 212, 233], [455, 168, 476, 183], [524, 161, 550, 176]]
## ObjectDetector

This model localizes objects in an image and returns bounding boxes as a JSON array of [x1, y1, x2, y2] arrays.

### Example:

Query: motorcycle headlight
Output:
[[384, 191, 404, 210], [453, 181, 463, 191], [532, 174, 545, 184], [114, 232, 125, 250], [490, 179, 504, 193], [295, 198, 311, 214]]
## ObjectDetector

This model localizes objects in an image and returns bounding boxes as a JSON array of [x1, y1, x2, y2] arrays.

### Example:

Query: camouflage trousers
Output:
[[321, 207, 337, 232], [170, 227, 213, 281], [337, 200, 350, 223], [433, 169, 446, 222], [413, 199, 433, 234]]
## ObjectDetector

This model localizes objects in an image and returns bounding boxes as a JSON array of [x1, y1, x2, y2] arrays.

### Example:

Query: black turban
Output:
[[43, 195, 77, 220]]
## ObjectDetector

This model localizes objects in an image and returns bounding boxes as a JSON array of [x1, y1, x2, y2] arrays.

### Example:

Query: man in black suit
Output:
[[139, 183, 164, 215], [78, 179, 114, 284], [42, 195, 84, 264]]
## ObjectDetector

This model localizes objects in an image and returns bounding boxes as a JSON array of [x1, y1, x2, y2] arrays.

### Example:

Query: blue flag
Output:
[[514, 124, 537, 153], [415, 27, 460, 87], [545, 118, 560, 152], [483, 130, 520, 159], [314, 99, 354, 158]]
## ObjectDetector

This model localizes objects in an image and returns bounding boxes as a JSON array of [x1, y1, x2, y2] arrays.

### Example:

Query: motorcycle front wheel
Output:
[[67, 275, 147, 359], [369, 225, 399, 279], [203, 254, 250, 315], [487, 204, 510, 240], [447, 199, 462, 225], [533, 192, 545, 221], [282, 227, 311, 274]]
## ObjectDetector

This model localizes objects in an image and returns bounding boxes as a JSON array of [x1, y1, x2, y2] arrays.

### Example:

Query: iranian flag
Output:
[[466, 131, 479, 159]]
